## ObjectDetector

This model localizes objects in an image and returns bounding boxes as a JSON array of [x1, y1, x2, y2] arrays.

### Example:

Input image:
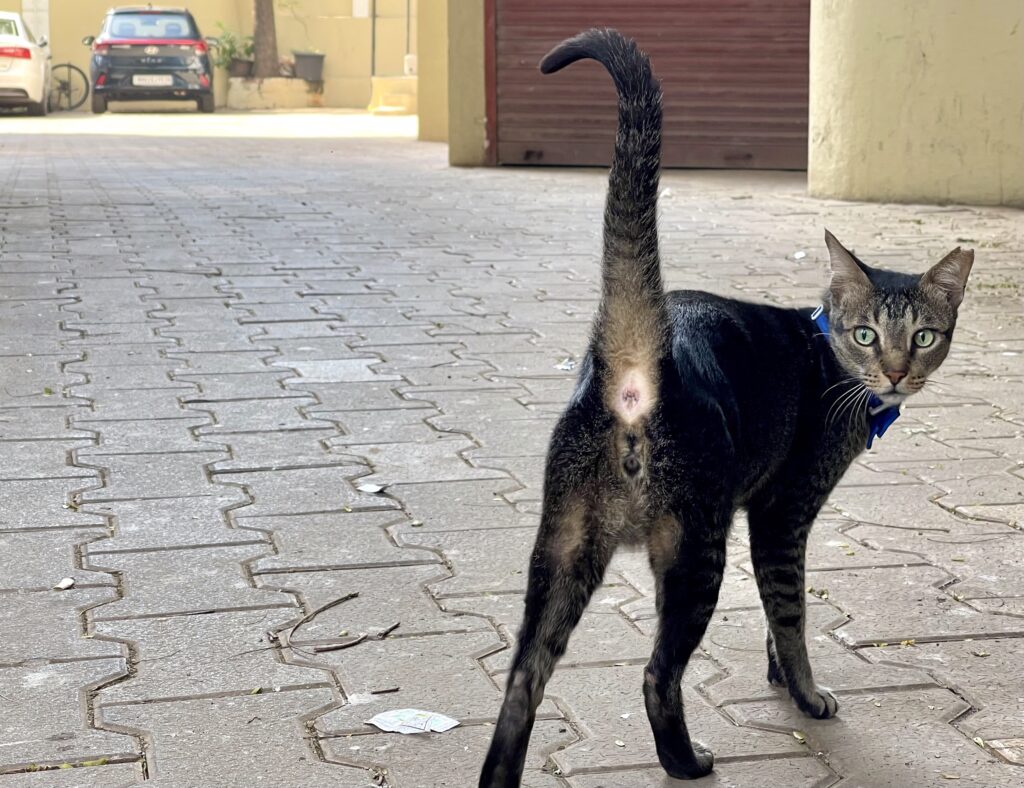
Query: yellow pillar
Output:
[[417, 0, 448, 141], [446, 0, 487, 165], [809, 0, 1024, 206]]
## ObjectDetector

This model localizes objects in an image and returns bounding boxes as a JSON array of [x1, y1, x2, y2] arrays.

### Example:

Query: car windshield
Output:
[[106, 12, 196, 40], [0, 19, 19, 37]]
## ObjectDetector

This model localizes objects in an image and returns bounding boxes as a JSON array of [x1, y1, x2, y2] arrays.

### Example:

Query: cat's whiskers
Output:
[[825, 381, 867, 431], [844, 388, 872, 436], [821, 376, 859, 398]]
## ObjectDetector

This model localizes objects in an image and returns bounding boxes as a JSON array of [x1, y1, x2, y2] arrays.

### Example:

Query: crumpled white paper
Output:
[[366, 709, 460, 735]]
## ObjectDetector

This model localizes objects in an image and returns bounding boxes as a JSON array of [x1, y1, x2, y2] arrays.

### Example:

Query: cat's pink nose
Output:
[[884, 370, 907, 385]]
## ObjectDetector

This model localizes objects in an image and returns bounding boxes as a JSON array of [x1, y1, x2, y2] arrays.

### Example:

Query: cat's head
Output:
[[823, 230, 974, 407]]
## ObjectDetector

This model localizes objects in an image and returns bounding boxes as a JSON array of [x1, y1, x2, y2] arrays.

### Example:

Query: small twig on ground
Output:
[[279, 592, 359, 658], [311, 621, 400, 653]]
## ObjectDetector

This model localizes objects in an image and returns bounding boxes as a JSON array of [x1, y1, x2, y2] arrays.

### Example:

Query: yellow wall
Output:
[[809, 0, 1024, 206], [417, 0, 447, 141], [446, 0, 486, 165], [30, 0, 415, 109]]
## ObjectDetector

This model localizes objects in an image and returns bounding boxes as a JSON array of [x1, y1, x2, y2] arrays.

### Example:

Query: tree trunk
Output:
[[252, 0, 279, 78]]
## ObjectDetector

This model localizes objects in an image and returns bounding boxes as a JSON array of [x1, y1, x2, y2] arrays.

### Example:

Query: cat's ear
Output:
[[921, 247, 974, 308], [825, 229, 871, 304]]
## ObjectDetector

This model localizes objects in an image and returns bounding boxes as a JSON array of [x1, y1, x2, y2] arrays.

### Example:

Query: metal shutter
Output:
[[489, 0, 810, 169]]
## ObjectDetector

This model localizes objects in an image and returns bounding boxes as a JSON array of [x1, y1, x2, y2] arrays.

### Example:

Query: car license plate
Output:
[[132, 74, 173, 87]]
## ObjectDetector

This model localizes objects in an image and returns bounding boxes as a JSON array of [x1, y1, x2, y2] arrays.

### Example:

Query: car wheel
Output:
[[91, 94, 107, 114], [27, 98, 48, 116], [198, 94, 215, 113]]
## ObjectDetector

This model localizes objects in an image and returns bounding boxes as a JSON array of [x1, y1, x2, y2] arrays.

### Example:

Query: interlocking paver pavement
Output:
[[0, 115, 1021, 786]]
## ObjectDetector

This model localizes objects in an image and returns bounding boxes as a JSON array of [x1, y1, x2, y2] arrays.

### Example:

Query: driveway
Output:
[[1, 113, 1022, 786]]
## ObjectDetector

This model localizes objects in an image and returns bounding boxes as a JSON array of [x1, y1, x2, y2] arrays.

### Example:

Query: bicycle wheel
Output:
[[48, 63, 89, 111]]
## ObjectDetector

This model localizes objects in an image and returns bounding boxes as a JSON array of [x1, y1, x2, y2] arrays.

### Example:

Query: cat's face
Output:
[[824, 230, 974, 407]]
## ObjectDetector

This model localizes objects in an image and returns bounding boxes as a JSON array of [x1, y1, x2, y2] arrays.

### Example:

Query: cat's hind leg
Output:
[[644, 501, 730, 780], [748, 503, 838, 719], [479, 489, 615, 787]]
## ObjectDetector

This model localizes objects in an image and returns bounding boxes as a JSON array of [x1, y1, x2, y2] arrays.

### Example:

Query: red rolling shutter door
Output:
[[492, 0, 810, 169]]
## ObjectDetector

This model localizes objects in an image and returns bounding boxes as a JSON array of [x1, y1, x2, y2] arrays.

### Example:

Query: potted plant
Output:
[[212, 23, 254, 78], [277, 0, 325, 82]]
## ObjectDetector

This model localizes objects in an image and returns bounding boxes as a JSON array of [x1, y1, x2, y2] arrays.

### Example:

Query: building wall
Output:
[[417, 0, 448, 141], [809, 0, 1024, 206], [446, 0, 486, 165], [5, 0, 415, 109]]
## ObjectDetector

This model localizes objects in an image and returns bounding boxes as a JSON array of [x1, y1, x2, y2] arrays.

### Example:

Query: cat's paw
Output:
[[657, 740, 714, 780], [795, 685, 839, 719], [766, 657, 786, 687]]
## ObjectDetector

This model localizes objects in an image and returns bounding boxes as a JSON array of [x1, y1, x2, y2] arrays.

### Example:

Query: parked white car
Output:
[[0, 12, 50, 115]]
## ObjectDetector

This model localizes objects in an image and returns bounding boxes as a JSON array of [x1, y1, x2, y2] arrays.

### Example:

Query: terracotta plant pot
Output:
[[228, 58, 254, 78]]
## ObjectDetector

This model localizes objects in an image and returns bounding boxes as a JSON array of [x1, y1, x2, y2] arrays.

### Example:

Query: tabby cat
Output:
[[479, 28, 974, 787]]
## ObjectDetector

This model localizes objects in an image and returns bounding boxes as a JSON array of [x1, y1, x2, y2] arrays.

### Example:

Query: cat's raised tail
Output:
[[541, 29, 667, 426]]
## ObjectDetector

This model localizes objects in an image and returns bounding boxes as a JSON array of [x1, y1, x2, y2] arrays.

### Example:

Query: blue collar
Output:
[[811, 305, 901, 449]]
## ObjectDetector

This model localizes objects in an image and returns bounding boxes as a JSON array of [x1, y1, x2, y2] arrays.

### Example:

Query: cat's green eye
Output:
[[914, 329, 936, 348], [853, 326, 877, 346]]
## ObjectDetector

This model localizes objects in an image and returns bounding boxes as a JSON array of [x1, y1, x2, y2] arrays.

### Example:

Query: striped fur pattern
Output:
[[478, 28, 974, 787]]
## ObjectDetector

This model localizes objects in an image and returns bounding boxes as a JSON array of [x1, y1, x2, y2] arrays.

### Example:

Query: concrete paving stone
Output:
[[259, 565, 484, 645], [80, 452, 224, 502], [0, 588, 121, 662], [95, 609, 328, 703], [73, 344, 174, 367], [399, 526, 535, 596], [948, 502, 1024, 527], [386, 479, 532, 532], [0, 480, 106, 530], [250, 320, 350, 340], [320, 719, 572, 788], [236, 303, 339, 324], [848, 521, 1024, 599], [395, 360, 504, 390], [224, 467, 400, 517], [0, 357, 83, 406], [193, 397, 320, 434], [81, 494, 252, 551], [729, 687, 1019, 787], [701, 605, 933, 707], [0, 659, 135, 772], [168, 350, 278, 376], [65, 324, 169, 346], [826, 483, 952, 527], [170, 334, 274, 354], [353, 440, 507, 485], [245, 510, 430, 572], [861, 638, 1024, 744], [931, 467, 1024, 507], [454, 586, 651, 673], [100, 689, 350, 786], [314, 631, 508, 732], [276, 358, 401, 383], [81, 389, 193, 421], [371, 343, 468, 370], [302, 382, 429, 412], [0, 405, 93, 442], [548, 662, 804, 776], [816, 565, 1024, 645], [209, 428, 358, 472], [611, 549, 762, 613], [566, 756, 834, 788], [0, 440, 95, 480], [0, 529, 111, 592], [70, 364, 187, 391], [5, 761, 145, 786], [173, 370, 294, 401], [88, 545, 290, 620], [75, 418, 210, 456], [325, 408, 448, 446]]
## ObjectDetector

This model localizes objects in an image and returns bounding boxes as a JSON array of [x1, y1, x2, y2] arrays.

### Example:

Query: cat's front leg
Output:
[[748, 504, 839, 719]]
